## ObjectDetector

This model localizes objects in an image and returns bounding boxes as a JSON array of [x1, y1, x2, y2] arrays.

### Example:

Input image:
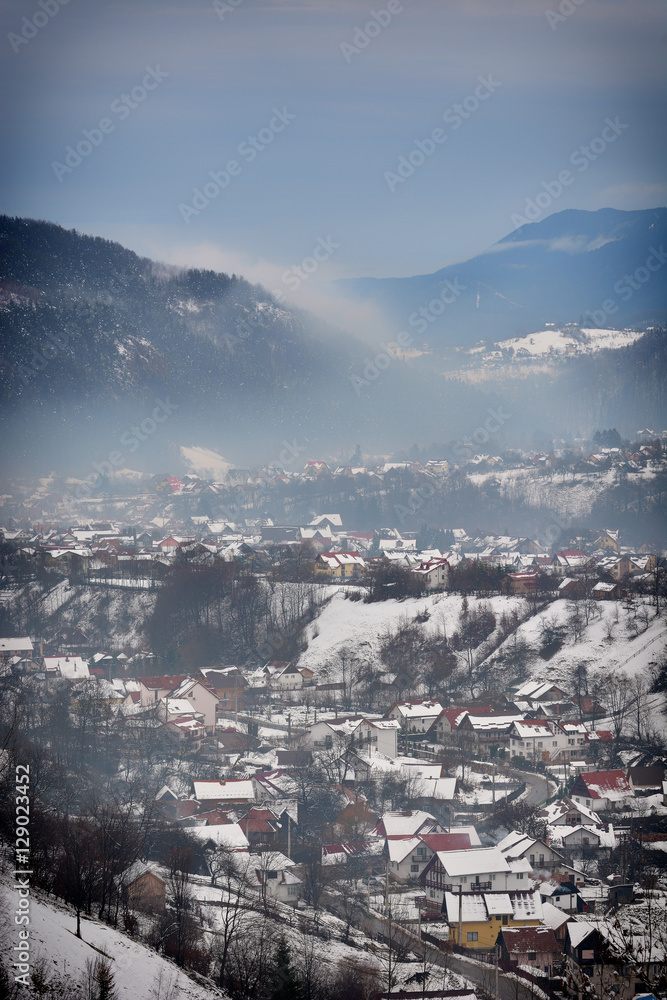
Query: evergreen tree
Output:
[[267, 936, 302, 1000]]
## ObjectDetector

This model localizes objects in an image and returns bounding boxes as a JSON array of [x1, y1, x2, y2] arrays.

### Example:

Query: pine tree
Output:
[[267, 935, 302, 999]]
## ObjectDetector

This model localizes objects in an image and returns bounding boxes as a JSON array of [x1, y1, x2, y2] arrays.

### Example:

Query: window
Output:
[[467, 932, 478, 942], [461, 876, 467, 884], [537, 742, 543, 748], [529, 855, 535, 864], [516, 873, 524, 880], [287, 887, 297, 896], [502, 915, 508, 925], [429, 889, 435, 898], [490, 873, 496, 881], [568, 739, 575, 745], [410, 864, 419, 872], [528, 952, 536, 961], [539, 854, 544, 864]]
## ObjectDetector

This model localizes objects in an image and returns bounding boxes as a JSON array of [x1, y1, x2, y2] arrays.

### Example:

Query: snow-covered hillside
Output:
[[467, 465, 658, 519], [487, 597, 665, 683], [0, 880, 222, 999], [299, 590, 526, 675]]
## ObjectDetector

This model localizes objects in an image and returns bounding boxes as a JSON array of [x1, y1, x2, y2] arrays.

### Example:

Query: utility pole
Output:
[[287, 813, 291, 860], [492, 762, 496, 805], [458, 883, 463, 947], [495, 942, 500, 1000]]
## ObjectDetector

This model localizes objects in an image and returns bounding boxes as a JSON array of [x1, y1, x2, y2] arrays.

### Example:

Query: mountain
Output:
[[339, 208, 667, 344], [0, 214, 664, 473]]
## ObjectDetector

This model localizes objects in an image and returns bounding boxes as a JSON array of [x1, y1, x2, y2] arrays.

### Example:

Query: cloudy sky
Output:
[[2, 0, 666, 298]]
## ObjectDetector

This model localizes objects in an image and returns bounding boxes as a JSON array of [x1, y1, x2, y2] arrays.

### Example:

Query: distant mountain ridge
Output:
[[0, 213, 664, 472], [339, 207, 667, 343]]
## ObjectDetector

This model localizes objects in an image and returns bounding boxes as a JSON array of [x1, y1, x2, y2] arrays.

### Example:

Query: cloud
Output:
[[154, 240, 390, 343]]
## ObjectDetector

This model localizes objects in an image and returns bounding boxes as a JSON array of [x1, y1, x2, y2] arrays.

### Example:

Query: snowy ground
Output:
[[0, 879, 222, 999], [488, 597, 665, 682], [298, 589, 528, 678]]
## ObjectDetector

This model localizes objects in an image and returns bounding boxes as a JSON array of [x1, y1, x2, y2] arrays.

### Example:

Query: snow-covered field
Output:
[[494, 327, 645, 359]]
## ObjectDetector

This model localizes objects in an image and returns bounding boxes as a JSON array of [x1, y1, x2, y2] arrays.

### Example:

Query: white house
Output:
[[385, 700, 444, 733], [356, 717, 400, 758], [170, 677, 220, 733], [421, 845, 534, 908]]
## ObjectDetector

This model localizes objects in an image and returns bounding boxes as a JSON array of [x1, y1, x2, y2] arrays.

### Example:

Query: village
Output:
[[0, 439, 665, 999]]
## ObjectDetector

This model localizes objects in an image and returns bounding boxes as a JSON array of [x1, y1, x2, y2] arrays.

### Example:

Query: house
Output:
[[118, 861, 166, 914], [570, 770, 633, 811], [139, 675, 189, 706], [594, 529, 620, 552], [411, 558, 450, 590], [169, 677, 220, 733], [387, 830, 475, 882], [165, 713, 206, 746], [509, 719, 556, 762], [304, 714, 378, 750], [513, 680, 568, 706], [563, 923, 651, 1000], [539, 797, 602, 829], [551, 550, 594, 575], [189, 822, 250, 853], [504, 572, 538, 595], [558, 577, 586, 599], [457, 713, 524, 756], [268, 661, 303, 692], [376, 810, 442, 840], [385, 700, 444, 734], [313, 551, 366, 579], [538, 879, 585, 914], [192, 779, 255, 806], [440, 890, 543, 949], [497, 926, 560, 976], [248, 851, 301, 906], [355, 718, 400, 758], [497, 831, 565, 872], [238, 807, 283, 847], [196, 667, 246, 712], [607, 555, 634, 580], [592, 581, 622, 601], [428, 706, 495, 742], [42, 655, 90, 680], [0, 637, 34, 663], [420, 845, 533, 910], [627, 765, 664, 795]]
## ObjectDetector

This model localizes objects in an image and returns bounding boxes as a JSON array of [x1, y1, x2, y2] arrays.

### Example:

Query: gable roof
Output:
[[572, 770, 632, 800]]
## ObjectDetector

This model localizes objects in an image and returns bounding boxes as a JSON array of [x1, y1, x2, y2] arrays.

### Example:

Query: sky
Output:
[[2, 0, 666, 316]]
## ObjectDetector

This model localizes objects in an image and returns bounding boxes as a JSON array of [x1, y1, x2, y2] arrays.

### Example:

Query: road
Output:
[[508, 768, 554, 808]]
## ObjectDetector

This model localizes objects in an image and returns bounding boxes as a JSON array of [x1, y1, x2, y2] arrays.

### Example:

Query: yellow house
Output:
[[442, 890, 542, 949], [594, 529, 620, 552], [313, 551, 366, 579]]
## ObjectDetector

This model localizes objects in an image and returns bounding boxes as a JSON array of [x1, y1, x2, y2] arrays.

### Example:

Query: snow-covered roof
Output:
[[380, 810, 438, 838], [391, 700, 443, 720], [512, 720, 553, 739], [190, 822, 249, 850], [43, 655, 89, 679], [387, 836, 422, 864], [0, 637, 33, 654], [566, 921, 596, 949], [436, 845, 510, 877], [193, 779, 255, 802]]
